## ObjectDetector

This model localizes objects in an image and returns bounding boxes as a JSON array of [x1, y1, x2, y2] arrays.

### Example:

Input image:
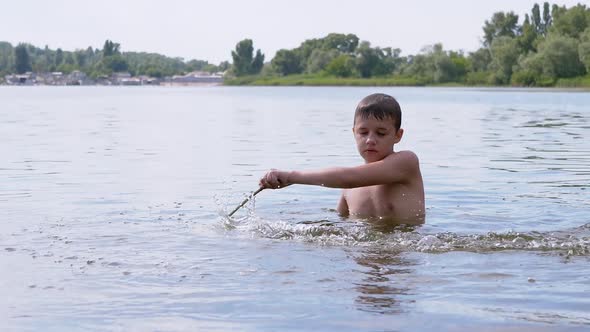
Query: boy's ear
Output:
[[394, 128, 404, 143]]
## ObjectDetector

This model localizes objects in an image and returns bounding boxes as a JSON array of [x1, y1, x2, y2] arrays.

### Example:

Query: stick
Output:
[[228, 187, 264, 217]]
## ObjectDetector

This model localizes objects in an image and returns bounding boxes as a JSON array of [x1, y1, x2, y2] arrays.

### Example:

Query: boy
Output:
[[259, 93, 425, 224]]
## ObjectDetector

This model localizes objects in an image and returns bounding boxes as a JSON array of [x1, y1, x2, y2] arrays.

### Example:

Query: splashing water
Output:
[[217, 213, 590, 256]]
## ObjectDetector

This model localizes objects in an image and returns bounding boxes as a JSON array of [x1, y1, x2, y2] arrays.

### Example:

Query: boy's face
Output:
[[353, 115, 403, 163]]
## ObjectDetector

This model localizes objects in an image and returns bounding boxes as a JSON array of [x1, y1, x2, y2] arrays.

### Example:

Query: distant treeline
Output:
[[2, 2, 590, 87], [0, 40, 229, 79], [227, 2, 590, 87]]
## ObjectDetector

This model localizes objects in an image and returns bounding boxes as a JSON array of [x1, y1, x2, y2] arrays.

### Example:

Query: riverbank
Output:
[[224, 74, 590, 88]]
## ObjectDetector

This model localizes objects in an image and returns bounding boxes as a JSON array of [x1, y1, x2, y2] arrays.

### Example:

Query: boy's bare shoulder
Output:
[[383, 150, 420, 168]]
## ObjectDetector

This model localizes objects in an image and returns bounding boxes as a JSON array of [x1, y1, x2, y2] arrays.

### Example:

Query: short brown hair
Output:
[[354, 93, 401, 131]]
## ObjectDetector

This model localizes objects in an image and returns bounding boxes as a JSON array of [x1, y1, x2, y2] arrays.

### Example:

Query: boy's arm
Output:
[[260, 151, 419, 189]]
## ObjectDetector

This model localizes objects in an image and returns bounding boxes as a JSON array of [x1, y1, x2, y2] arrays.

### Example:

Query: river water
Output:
[[1, 86, 589, 331]]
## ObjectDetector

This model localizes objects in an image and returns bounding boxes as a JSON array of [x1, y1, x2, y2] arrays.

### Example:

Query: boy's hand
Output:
[[259, 169, 291, 189]]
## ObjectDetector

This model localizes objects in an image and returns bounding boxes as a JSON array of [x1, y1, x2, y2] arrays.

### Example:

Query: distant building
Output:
[[119, 77, 142, 86], [161, 71, 223, 86], [66, 71, 93, 85], [137, 75, 161, 85], [4, 72, 34, 85]]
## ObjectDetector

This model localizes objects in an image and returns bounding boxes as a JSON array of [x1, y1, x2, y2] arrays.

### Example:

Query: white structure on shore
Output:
[[161, 71, 223, 86], [3, 70, 223, 86]]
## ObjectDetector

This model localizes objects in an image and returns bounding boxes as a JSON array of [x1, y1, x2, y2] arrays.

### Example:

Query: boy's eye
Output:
[[377, 132, 386, 136]]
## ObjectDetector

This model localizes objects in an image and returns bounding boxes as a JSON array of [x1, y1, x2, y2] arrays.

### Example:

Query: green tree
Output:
[[102, 54, 128, 72], [519, 14, 539, 53], [468, 48, 492, 72], [355, 41, 380, 78], [231, 39, 264, 76], [0, 42, 14, 74], [400, 53, 434, 83], [489, 36, 520, 84], [14, 43, 32, 74], [542, 2, 553, 35], [541, 33, 586, 78], [276, 33, 360, 74], [217, 61, 230, 72], [306, 49, 339, 73], [579, 28, 590, 72], [532, 3, 542, 33], [272, 49, 303, 75], [324, 54, 355, 77], [483, 11, 520, 46], [251, 50, 264, 74], [55, 48, 64, 67], [374, 47, 403, 76], [517, 32, 585, 80], [322, 33, 359, 53], [103, 40, 120, 57], [96, 40, 128, 74], [185, 59, 209, 72], [74, 50, 87, 67], [64, 53, 75, 65], [354, 42, 402, 78], [449, 51, 468, 81], [551, 4, 590, 39]]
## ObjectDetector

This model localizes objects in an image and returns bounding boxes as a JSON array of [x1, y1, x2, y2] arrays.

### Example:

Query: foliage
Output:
[[551, 4, 590, 39], [515, 32, 585, 82], [483, 11, 520, 46], [579, 28, 590, 72], [306, 49, 339, 74], [0, 42, 14, 75], [489, 36, 520, 84], [355, 41, 402, 78], [555, 74, 590, 87], [224, 74, 423, 86], [465, 71, 492, 85], [0, 39, 226, 79], [324, 55, 356, 77], [518, 14, 540, 53], [231, 39, 264, 76], [272, 49, 303, 76], [398, 44, 467, 84], [468, 48, 492, 72], [102, 40, 120, 57], [14, 44, 32, 74], [3, 2, 590, 88]]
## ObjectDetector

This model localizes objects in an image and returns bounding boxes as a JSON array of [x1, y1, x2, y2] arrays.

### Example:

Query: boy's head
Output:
[[353, 93, 404, 163], [354, 93, 401, 131]]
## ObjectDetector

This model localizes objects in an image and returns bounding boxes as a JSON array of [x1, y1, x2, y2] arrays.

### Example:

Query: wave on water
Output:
[[219, 215, 590, 257]]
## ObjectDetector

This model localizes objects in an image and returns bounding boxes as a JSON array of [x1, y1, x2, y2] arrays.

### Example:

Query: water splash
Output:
[[220, 216, 590, 256], [216, 189, 260, 230]]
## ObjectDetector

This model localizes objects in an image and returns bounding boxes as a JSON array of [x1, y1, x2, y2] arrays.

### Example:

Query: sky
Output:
[[0, 0, 585, 64]]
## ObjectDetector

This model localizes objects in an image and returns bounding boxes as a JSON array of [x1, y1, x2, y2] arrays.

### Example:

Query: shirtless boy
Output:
[[259, 93, 425, 224]]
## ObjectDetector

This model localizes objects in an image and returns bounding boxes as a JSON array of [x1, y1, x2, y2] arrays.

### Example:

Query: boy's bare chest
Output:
[[345, 185, 397, 215], [344, 184, 423, 221]]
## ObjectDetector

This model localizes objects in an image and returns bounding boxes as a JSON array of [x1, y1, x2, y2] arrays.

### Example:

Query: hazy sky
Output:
[[1, 0, 584, 63]]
